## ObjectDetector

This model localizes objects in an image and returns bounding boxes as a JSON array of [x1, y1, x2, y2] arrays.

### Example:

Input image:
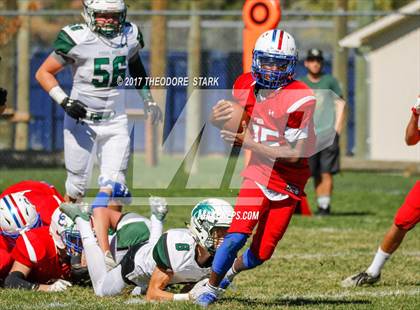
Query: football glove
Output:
[[61, 98, 87, 120], [189, 279, 224, 306], [412, 96, 420, 115], [0, 87, 7, 106], [48, 279, 72, 292], [145, 101, 162, 124]]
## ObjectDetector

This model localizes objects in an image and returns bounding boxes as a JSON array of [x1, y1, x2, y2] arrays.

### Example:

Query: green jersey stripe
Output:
[[53, 30, 77, 55], [153, 233, 172, 271]]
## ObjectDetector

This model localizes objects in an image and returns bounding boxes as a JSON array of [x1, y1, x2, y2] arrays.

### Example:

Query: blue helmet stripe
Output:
[[272, 29, 277, 42], [2, 196, 22, 229]]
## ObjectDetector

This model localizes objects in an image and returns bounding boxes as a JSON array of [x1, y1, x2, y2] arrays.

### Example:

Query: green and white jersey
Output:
[[53, 22, 144, 111], [110, 213, 151, 264], [152, 228, 211, 284]]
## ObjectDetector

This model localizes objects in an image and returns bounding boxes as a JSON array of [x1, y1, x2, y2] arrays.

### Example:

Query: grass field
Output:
[[0, 167, 419, 309]]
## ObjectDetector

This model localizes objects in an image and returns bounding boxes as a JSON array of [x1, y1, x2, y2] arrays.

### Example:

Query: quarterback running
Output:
[[191, 29, 316, 306], [342, 96, 420, 287], [35, 0, 162, 203], [60, 198, 234, 301]]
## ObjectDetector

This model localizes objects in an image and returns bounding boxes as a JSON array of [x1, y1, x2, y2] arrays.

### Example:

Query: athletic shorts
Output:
[[394, 181, 420, 230], [309, 133, 340, 176]]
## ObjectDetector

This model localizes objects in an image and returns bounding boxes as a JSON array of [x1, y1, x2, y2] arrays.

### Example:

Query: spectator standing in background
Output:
[[0, 56, 7, 115], [300, 48, 346, 215]]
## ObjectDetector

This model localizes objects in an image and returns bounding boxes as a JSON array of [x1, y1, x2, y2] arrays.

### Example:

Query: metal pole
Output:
[[14, 0, 29, 151], [185, 0, 201, 174], [333, 0, 348, 154], [146, 0, 167, 166], [354, 0, 374, 158]]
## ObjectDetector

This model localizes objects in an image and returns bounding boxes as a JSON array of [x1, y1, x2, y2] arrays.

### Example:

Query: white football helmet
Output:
[[50, 208, 83, 257], [252, 29, 298, 89], [189, 199, 234, 254], [82, 0, 127, 38], [0, 191, 41, 238]]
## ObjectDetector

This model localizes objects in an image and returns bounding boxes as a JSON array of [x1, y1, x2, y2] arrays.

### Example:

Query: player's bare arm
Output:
[[4, 261, 71, 292], [221, 121, 304, 163], [405, 97, 420, 145], [36, 55, 87, 123], [145, 266, 176, 301], [35, 55, 64, 93]]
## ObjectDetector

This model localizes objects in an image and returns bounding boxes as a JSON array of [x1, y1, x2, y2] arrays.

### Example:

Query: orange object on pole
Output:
[[242, 0, 281, 166], [242, 0, 282, 72]]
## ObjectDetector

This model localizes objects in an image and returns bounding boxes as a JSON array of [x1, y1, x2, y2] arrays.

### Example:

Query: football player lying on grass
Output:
[[342, 96, 420, 287], [60, 198, 233, 301], [0, 180, 130, 290], [2, 208, 86, 292], [0, 181, 68, 283]]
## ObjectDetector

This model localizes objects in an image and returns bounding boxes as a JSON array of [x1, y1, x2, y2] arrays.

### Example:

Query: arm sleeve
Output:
[[152, 234, 172, 272]]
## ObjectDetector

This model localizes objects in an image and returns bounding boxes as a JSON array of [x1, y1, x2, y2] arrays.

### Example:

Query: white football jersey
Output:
[[124, 228, 211, 287], [53, 22, 143, 111], [152, 228, 211, 284]]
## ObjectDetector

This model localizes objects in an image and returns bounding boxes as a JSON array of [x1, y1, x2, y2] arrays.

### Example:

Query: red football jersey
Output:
[[232, 73, 316, 198], [11, 226, 70, 283], [0, 235, 13, 279], [0, 180, 63, 226]]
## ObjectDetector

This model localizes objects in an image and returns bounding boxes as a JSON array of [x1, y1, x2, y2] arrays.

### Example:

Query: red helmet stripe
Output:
[[8, 194, 27, 226], [277, 30, 284, 50]]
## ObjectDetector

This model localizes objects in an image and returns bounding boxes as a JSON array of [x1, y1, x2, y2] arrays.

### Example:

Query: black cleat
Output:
[[316, 205, 331, 216], [341, 271, 381, 287]]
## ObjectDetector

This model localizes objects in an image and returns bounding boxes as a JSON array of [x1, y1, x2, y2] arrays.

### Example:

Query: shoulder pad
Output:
[[13, 228, 49, 266], [124, 22, 144, 49], [53, 24, 90, 55], [232, 72, 255, 102]]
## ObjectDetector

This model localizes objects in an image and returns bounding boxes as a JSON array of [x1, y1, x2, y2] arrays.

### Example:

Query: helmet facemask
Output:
[[62, 226, 84, 257], [252, 51, 297, 89], [205, 226, 229, 254]]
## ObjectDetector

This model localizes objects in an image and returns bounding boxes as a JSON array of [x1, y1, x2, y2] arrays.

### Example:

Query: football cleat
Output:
[[341, 271, 380, 287], [195, 292, 219, 307], [149, 197, 168, 221], [316, 205, 331, 216], [219, 278, 232, 290], [60, 203, 90, 222]]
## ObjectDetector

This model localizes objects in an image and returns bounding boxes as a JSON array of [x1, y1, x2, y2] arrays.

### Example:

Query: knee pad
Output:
[[98, 173, 126, 188], [212, 233, 248, 275], [65, 173, 87, 199], [243, 248, 264, 269]]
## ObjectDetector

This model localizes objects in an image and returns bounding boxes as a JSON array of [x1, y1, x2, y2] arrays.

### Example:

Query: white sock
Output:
[[76, 217, 97, 246], [76, 218, 107, 288], [366, 247, 391, 277], [317, 196, 330, 209], [149, 214, 163, 246], [225, 264, 239, 282]]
